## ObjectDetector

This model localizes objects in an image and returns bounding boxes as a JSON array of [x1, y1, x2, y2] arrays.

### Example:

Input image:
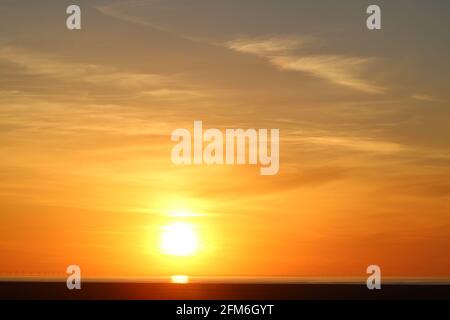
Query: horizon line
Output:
[[2, 276, 450, 285]]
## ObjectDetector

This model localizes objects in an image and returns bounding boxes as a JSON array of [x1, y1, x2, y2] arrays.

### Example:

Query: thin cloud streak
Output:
[[284, 133, 404, 154], [0, 45, 176, 90], [412, 94, 449, 103], [226, 36, 386, 94]]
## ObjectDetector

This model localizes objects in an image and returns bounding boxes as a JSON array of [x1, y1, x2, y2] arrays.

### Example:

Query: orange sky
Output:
[[0, 0, 449, 280]]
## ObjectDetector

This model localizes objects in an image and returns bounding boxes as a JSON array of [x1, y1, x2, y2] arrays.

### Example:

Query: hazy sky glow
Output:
[[0, 0, 449, 280]]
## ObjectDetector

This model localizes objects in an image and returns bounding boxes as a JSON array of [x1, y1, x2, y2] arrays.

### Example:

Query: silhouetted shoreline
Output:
[[1, 282, 449, 300]]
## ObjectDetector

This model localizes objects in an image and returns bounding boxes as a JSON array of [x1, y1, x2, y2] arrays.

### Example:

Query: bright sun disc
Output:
[[161, 222, 198, 256], [171, 275, 189, 284]]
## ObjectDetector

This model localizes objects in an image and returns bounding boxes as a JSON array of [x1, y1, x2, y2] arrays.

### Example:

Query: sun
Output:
[[171, 275, 189, 284], [161, 222, 199, 256]]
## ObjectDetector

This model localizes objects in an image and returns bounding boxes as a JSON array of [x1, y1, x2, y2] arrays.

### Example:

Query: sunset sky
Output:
[[1, 0, 449, 280]]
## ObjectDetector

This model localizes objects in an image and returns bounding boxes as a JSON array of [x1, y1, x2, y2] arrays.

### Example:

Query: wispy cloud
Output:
[[226, 36, 386, 94], [0, 45, 217, 104], [96, 2, 152, 27], [95, 1, 188, 38], [96, 4, 386, 95], [142, 89, 209, 101], [0, 46, 175, 90], [271, 55, 385, 94], [285, 133, 404, 154], [411, 94, 449, 103], [226, 36, 307, 56]]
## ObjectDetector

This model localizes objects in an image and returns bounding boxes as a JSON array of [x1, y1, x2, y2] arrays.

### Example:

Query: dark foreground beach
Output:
[[1, 282, 449, 300]]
